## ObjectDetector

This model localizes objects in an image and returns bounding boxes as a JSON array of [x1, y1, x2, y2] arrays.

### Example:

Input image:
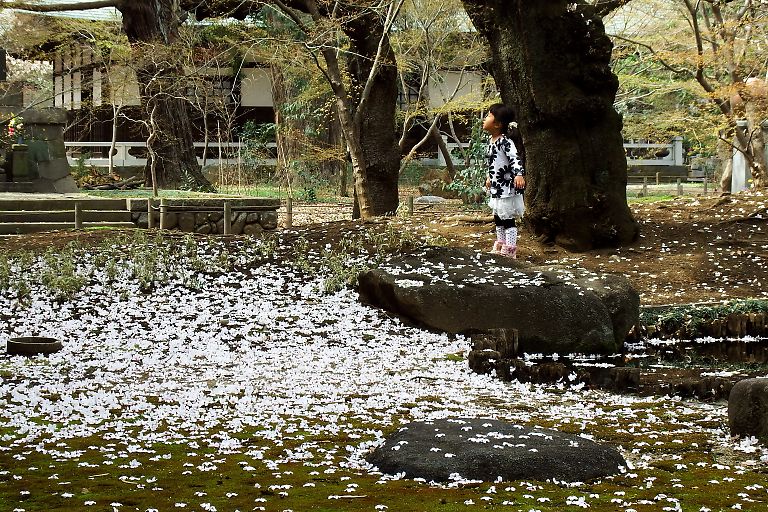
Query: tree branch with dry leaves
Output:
[[0, 0, 119, 11]]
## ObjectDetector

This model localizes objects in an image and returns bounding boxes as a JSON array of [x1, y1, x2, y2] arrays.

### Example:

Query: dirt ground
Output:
[[2, 192, 767, 307], [392, 192, 768, 306]]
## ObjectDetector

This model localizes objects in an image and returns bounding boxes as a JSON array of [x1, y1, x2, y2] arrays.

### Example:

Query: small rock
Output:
[[414, 195, 448, 204], [729, 378, 768, 440]]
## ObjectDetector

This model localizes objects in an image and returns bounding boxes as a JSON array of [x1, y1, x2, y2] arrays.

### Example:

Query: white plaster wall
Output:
[[240, 68, 273, 107], [428, 70, 484, 108]]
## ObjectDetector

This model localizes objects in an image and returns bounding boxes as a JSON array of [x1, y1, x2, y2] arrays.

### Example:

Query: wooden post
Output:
[[676, 178, 683, 196], [642, 176, 648, 197], [147, 200, 155, 229], [703, 175, 708, 195], [407, 195, 414, 216], [223, 201, 232, 235], [490, 328, 518, 359], [74, 202, 82, 229], [285, 197, 293, 228], [656, 172, 661, 185], [159, 198, 168, 230]]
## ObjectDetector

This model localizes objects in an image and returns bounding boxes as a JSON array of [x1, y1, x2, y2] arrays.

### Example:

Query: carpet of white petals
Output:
[[1, 235, 768, 510]]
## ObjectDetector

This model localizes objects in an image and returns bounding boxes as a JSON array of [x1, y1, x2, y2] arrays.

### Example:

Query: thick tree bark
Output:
[[462, 0, 638, 251], [120, 0, 213, 191], [343, 10, 401, 216]]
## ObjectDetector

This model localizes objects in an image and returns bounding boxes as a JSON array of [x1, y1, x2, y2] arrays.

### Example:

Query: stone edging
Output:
[[638, 301, 768, 340], [125, 198, 280, 234]]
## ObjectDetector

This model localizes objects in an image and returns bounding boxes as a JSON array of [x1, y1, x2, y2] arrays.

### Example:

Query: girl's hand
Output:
[[514, 175, 526, 189]]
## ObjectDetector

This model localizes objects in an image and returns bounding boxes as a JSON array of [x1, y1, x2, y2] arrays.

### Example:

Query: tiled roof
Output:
[[7, 0, 121, 22]]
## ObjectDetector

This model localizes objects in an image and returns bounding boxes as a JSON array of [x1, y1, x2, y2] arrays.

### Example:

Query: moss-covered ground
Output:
[[2, 202, 768, 512]]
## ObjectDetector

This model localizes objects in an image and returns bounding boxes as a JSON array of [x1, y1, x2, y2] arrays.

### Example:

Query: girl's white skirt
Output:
[[489, 194, 525, 220]]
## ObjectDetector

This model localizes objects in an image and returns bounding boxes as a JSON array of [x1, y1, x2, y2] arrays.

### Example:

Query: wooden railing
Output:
[[65, 141, 277, 168], [67, 137, 685, 169], [436, 136, 686, 167]]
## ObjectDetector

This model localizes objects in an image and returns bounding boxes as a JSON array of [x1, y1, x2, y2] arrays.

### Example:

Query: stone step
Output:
[[0, 182, 36, 193], [0, 222, 136, 235], [0, 198, 127, 211], [0, 210, 133, 223]]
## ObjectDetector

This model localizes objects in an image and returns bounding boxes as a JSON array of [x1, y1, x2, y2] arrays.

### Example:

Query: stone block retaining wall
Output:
[[126, 198, 280, 234]]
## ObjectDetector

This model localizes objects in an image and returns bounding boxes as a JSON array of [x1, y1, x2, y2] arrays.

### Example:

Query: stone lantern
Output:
[[1, 107, 78, 193]]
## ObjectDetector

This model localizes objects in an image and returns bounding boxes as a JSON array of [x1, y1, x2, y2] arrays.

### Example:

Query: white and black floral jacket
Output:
[[487, 134, 525, 199]]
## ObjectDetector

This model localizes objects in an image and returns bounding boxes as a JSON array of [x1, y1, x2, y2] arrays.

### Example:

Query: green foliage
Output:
[[69, 152, 102, 188], [38, 244, 88, 301], [446, 116, 487, 203], [250, 233, 278, 260], [293, 161, 327, 202], [399, 161, 428, 186], [320, 240, 371, 294], [640, 299, 768, 337], [128, 231, 162, 293], [291, 237, 314, 275], [0, 252, 9, 291], [0, 250, 34, 305], [286, 224, 424, 294]]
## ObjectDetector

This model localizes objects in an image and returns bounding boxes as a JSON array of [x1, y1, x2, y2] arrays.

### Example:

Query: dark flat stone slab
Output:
[[358, 247, 639, 355], [367, 417, 626, 483]]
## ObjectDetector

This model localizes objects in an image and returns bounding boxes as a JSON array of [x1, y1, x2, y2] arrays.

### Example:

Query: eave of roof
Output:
[[6, 0, 121, 22]]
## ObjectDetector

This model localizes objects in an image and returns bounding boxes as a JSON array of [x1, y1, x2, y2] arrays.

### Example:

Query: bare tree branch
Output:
[[610, 33, 691, 75], [591, 0, 633, 17], [0, 0, 119, 12], [684, 0, 719, 96]]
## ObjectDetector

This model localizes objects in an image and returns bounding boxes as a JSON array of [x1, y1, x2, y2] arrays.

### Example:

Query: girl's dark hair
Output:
[[489, 102, 525, 167], [489, 103, 514, 134]]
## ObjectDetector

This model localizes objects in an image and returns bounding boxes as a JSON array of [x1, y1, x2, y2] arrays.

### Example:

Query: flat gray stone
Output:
[[51, 176, 79, 194], [367, 418, 626, 483], [358, 247, 639, 355], [415, 195, 448, 204]]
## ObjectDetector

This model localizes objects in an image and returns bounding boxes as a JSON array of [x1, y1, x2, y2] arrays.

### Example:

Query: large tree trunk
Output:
[[462, 0, 638, 251], [344, 11, 400, 217], [120, 0, 213, 191]]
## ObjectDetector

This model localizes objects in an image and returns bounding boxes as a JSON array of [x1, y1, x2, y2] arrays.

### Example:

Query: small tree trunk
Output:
[[109, 104, 121, 175], [201, 97, 209, 167], [716, 128, 732, 192], [720, 158, 733, 192], [434, 128, 457, 179], [744, 100, 767, 188]]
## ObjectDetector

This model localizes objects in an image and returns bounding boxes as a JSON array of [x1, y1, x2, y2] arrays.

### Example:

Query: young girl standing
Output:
[[483, 103, 526, 258]]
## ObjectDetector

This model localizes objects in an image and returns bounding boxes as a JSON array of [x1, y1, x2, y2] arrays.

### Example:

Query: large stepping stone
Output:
[[367, 418, 626, 483], [358, 247, 639, 355], [729, 378, 768, 439]]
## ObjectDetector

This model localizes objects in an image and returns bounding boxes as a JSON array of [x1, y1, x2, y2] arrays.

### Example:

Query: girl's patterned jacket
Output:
[[487, 134, 525, 199]]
